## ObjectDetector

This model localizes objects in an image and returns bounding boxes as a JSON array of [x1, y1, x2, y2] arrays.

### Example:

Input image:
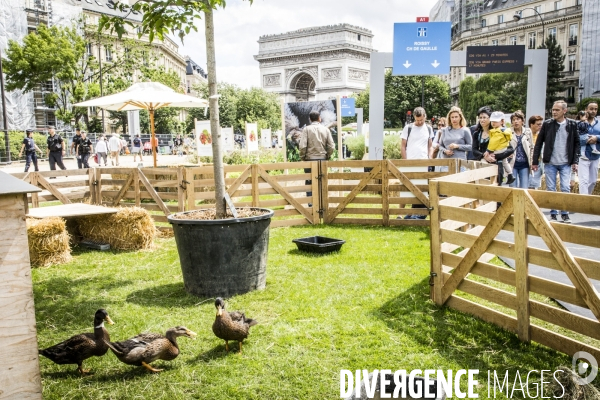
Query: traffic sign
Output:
[[392, 22, 451, 76], [416, 17, 429, 22], [340, 98, 356, 117]]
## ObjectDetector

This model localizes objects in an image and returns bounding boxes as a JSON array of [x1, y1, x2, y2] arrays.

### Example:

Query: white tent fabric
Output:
[[74, 82, 208, 111]]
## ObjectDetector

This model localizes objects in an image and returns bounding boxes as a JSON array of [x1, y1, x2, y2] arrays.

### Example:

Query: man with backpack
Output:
[[131, 134, 143, 163], [18, 129, 42, 172], [46, 126, 67, 171], [70, 128, 83, 169], [400, 107, 433, 220]]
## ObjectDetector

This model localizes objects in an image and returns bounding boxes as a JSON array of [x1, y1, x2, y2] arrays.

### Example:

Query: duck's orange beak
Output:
[[217, 306, 223, 317], [105, 316, 115, 325]]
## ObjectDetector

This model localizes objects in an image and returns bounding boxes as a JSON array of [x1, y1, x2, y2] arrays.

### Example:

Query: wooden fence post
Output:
[[251, 164, 259, 207], [382, 160, 389, 227], [95, 168, 102, 205], [311, 161, 319, 224], [321, 161, 329, 223], [88, 168, 96, 205], [134, 168, 141, 207], [30, 172, 39, 208], [514, 189, 530, 342], [177, 166, 186, 212], [429, 180, 443, 304]]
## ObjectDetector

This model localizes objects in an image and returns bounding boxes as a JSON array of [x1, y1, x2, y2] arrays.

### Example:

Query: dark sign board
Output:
[[466, 45, 525, 73]]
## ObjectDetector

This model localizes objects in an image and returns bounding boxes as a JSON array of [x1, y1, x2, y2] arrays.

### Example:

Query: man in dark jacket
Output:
[[70, 128, 83, 168], [46, 126, 67, 171], [532, 100, 580, 223]]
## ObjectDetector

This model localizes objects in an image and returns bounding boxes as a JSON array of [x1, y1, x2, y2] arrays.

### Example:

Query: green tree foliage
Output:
[[539, 35, 566, 115], [186, 82, 280, 134], [577, 97, 599, 112], [459, 72, 528, 123], [352, 73, 450, 127]]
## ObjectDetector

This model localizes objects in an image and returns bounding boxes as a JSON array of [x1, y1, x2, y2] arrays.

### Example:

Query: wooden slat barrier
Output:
[[12, 160, 456, 230], [429, 160, 600, 359]]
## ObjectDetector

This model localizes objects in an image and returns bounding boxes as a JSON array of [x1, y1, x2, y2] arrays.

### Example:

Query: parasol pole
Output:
[[150, 107, 157, 168]]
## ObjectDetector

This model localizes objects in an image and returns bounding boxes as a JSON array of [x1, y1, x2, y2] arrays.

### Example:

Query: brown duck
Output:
[[212, 297, 257, 353], [105, 326, 197, 372], [38, 309, 114, 375]]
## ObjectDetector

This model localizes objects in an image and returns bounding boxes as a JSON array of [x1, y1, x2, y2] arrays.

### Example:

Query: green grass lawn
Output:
[[33, 225, 572, 399]]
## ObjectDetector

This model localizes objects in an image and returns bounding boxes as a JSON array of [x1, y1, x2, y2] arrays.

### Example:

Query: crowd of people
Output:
[[411, 100, 600, 223]]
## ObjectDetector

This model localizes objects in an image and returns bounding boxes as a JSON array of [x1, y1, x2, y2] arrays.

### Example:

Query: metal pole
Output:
[[421, 76, 425, 108], [0, 48, 10, 163]]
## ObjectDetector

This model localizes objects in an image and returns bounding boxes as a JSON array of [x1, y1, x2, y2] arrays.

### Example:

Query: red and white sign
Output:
[[416, 17, 429, 22]]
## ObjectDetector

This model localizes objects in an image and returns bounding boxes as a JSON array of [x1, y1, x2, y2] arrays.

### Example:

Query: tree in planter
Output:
[[539, 35, 566, 116], [100, 0, 253, 218]]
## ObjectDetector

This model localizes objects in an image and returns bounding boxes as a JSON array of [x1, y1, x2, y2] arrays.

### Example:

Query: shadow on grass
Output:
[[125, 283, 205, 308], [376, 278, 570, 371], [286, 249, 343, 257], [34, 276, 134, 325], [189, 345, 234, 363]]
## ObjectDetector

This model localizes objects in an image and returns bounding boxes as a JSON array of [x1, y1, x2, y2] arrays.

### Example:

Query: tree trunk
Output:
[[204, 4, 226, 218]]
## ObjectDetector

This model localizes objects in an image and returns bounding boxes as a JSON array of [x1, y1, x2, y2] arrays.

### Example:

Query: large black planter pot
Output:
[[167, 208, 274, 298]]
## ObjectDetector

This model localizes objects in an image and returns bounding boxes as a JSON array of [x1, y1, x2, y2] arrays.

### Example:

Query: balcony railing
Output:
[[560, 70, 579, 80], [569, 37, 578, 46]]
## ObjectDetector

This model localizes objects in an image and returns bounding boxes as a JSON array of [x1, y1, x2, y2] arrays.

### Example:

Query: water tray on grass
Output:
[[292, 236, 345, 254]]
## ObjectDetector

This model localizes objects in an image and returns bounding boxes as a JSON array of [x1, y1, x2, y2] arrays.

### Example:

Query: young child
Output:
[[487, 111, 515, 185], [578, 111, 600, 160]]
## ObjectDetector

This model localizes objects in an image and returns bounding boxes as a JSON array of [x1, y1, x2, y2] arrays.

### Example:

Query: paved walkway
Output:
[[497, 210, 600, 320], [0, 154, 193, 174]]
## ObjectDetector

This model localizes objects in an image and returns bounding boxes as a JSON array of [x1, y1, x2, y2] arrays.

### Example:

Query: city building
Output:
[[430, 0, 583, 106], [2, 0, 204, 132], [185, 56, 208, 94], [254, 24, 376, 102]]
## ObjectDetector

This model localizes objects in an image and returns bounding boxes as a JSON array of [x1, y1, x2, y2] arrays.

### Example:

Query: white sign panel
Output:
[[195, 120, 213, 157], [246, 122, 259, 153], [222, 127, 235, 152], [261, 129, 272, 148]]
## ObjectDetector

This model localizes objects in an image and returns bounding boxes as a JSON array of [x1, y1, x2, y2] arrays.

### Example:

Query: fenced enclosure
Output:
[[10, 158, 600, 361], [429, 162, 600, 360]]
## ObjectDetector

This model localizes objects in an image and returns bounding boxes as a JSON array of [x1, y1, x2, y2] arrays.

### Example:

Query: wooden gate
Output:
[[430, 165, 600, 359]]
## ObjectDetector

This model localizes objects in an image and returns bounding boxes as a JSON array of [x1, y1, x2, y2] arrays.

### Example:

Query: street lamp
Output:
[[513, 8, 545, 44]]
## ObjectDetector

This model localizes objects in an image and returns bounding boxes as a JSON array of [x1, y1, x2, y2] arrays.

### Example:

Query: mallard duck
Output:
[[105, 326, 197, 372], [212, 297, 257, 353], [38, 309, 114, 375]]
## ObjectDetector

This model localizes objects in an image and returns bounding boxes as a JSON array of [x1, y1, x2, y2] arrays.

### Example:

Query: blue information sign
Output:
[[392, 22, 451, 76], [340, 98, 356, 117]]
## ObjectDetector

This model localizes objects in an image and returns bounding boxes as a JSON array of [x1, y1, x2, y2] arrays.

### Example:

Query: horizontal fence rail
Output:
[[430, 161, 600, 361]]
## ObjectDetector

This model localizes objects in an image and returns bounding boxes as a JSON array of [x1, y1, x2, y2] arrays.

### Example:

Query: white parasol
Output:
[[74, 82, 208, 167]]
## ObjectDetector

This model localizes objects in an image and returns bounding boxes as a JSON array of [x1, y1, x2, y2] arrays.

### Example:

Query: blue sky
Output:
[[179, 0, 438, 88]]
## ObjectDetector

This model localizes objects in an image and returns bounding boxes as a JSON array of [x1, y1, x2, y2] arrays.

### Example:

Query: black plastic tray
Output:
[[292, 236, 345, 254]]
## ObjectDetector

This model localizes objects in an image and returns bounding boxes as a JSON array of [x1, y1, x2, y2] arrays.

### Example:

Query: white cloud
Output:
[[178, 0, 439, 88]]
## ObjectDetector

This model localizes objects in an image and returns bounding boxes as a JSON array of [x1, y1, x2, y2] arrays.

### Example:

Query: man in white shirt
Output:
[[400, 107, 433, 219], [108, 134, 122, 166]]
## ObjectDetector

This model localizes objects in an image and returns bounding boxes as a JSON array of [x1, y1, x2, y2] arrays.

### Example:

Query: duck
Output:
[[105, 326, 197, 373], [38, 309, 114, 375], [212, 297, 257, 353]]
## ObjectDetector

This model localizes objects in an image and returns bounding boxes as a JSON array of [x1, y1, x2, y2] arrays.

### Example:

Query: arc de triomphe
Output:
[[255, 24, 376, 102]]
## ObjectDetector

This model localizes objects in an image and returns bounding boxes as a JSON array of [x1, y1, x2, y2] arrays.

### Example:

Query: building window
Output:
[[548, 27, 557, 40], [510, 35, 517, 45], [481, 19, 486, 28], [569, 24, 578, 45], [357, 34, 361, 41], [105, 47, 112, 62], [86, 43, 92, 56], [569, 54, 576, 72], [497, 15, 504, 24], [567, 87, 575, 103], [528, 32, 536, 49], [554, 1, 562, 10], [576, 0, 581, 4], [534, 5, 542, 14], [491, 39, 498, 46]]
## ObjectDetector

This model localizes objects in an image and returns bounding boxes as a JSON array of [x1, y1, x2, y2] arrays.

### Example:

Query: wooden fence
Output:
[[429, 161, 600, 360], [12, 159, 459, 229]]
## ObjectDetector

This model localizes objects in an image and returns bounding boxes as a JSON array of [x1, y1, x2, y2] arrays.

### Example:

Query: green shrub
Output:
[[1, 131, 49, 161], [383, 135, 402, 160], [187, 148, 285, 165], [345, 135, 365, 160]]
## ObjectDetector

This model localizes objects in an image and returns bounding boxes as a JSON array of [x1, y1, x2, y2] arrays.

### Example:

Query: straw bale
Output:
[[27, 217, 72, 267], [78, 207, 156, 250]]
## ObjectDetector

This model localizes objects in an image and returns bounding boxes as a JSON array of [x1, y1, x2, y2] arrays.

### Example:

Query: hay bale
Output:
[[27, 218, 72, 267], [78, 207, 156, 250]]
